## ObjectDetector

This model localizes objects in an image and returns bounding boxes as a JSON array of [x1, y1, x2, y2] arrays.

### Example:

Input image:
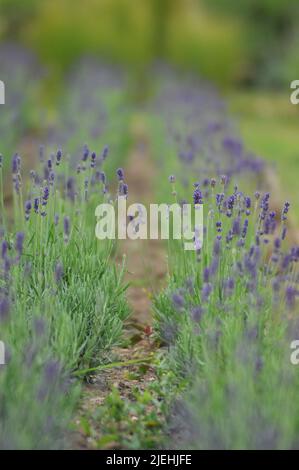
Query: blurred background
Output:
[[1, 0, 299, 86], [0, 0, 298, 202]]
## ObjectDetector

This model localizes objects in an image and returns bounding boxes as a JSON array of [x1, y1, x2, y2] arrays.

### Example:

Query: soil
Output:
[[72, 123, 167, 449]]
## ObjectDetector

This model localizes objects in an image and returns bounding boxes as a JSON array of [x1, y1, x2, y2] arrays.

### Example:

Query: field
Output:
[[1, 22, 299, 451]]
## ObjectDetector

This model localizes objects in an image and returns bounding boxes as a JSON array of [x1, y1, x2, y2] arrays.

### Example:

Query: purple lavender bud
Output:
[[191, 306, 203, 322], [82, 145, 89, 161], [237, 261, 243, 274], [274, 238, 281, 251], [285, 285, 297, 309], [63, 216, 70, 241], [102, 145, 109, 160], [42, 186, 49, 206], [202, 283, 212, 302], [0, 296, 10, 322], [210, 178, 216, 188], [119, 182, 128, 197], [227, 195, 235, 210], [99, 171, 106, 184], [25, 200, 32, 221], [15, 232, 24, 256], [260, 193, 270, 213], [12, 153, 20, 174], [216, 193, 224, 207], [55, 262, 64, 283], [172, 293, 185, 309], [25, 200, 32, 212], [282, 226, 287, 240], [203, 267, 210, 283], [216, 221, 222, 233], [226, 229, 233, 244], [0, 154, 3, 168], [224, 278, 235, 297], [193, 188, 203, 205], [281, 201, 290, 221], [122, 183, 128, 196], [254, 191, 260, 200], [49, 170, 55, 185], [282, 254, 291, 270], [242, 219, 249, 238], [1, 240, 8, 259], [291, 246, 299, 262], [34, 197, 39, 214], [91, 151, 96, 168], [232, 218, 241, 236], [116, 168, 124, 181], [245, 197, 251, 209], [47, 158, 52, 170], [66, 177, 76, 202], [169, 175, 176, 183], [56, 149, 62, 165], [13, 174, 20, 194], [43, 359, 61, 385], [221, 175, 228, 185]]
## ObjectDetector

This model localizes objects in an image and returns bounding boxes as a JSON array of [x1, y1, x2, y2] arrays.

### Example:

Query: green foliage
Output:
[[202, 0, 299, 86], [2, 0, 245, 87]]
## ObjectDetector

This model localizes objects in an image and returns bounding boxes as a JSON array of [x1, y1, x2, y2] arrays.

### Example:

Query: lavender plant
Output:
[[0, 142, 130, 448], [150, 73, 299, 449]]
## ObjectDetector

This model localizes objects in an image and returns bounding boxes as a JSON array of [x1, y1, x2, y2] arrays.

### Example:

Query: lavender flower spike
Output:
[[116, 168, 125, 181], [63, 216, 71, 242], [193, 188, 203, 205], [15, 232, 25, 257]]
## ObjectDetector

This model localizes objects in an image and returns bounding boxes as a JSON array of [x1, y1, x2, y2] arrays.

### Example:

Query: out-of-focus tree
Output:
[[201, 0, 299, 86], [150, 0, 177, 58], [0, 0, 38, 39], [0, 0, 246, 88]]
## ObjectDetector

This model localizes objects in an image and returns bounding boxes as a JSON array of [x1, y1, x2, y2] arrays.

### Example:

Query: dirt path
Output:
[[119, 125, 167, 327], [72, 120, 167, 449]]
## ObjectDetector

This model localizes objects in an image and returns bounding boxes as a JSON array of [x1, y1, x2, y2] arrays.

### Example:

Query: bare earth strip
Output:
[[72, 123, 167, 449]]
